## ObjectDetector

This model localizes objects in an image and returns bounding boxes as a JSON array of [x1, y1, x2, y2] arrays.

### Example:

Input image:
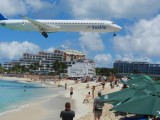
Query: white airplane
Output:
[[0, 13, 122, 38]]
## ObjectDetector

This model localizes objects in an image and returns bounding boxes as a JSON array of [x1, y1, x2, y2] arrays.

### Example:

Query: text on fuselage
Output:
[[91, 25, 107, 29]]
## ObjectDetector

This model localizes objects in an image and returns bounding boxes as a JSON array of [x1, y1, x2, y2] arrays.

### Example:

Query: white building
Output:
[[67, 59, 96, 78]]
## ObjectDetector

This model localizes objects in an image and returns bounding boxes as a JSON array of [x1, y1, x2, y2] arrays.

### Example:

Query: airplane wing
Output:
[[21, 16, 60, 33]]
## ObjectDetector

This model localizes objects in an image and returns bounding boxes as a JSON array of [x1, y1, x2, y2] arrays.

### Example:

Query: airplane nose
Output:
[[114, 24, 122, 32]]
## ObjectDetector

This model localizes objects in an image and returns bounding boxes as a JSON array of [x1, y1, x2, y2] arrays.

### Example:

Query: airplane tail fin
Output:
[[0, 13, 9, 20]]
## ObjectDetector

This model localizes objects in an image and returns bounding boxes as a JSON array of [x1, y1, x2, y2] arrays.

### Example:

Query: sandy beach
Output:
[[0, 76, 128, 120]]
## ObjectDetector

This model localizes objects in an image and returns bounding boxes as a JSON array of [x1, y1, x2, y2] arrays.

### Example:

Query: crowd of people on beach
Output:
[[61, 91, 104, 120], [3, 73, 158, 120], [59, 74, 124, 120], [59, 75, 160, 120]]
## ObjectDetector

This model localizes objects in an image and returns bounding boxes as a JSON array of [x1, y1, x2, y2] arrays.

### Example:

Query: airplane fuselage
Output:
[[0, 20, 121, 33], [0, 13, 122, 38]]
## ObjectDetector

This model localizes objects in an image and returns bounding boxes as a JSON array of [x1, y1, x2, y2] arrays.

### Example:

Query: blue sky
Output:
[[0, 0, 160, 67]]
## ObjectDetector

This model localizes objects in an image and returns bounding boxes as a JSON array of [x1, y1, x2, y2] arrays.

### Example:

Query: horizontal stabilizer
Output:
[[0, 13, 8, 20]]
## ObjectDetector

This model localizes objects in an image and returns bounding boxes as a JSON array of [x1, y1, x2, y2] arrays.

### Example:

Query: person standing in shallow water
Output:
[[60, 102, 75, 120]]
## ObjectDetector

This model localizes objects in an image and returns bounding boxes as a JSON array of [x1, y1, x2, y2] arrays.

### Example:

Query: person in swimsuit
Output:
[[70, 87, 73, 98]]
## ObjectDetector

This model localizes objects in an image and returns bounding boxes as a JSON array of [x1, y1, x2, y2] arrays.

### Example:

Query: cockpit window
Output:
[[111, 22, 115, 24]]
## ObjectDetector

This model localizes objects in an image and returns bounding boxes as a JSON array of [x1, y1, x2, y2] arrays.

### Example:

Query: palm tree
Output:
[[0, 64, 5, 73], [28, 62, 40, 73], [21, 65, 29, 73], [11, 64, 21, 73], [52, 60, 67, 75], [96, 67, 117, 77]]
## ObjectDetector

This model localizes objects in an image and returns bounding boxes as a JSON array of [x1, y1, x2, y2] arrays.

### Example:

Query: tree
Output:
[[29, 62, 40, 71], [11, 64, 20, 73], [21, 65, 29, 73], [0, 64, 5, 73], [95, 67, 117, 77], [52, 60, 67, 75]]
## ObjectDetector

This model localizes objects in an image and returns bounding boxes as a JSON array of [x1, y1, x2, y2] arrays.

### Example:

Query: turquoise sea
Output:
[[0, 79, 63, 115]]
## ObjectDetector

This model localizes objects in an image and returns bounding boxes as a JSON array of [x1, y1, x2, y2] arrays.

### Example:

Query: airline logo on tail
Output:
[[0, 13, 8, 20]]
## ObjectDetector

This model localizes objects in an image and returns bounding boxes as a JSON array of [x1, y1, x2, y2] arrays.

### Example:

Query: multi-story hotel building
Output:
[[2, 49, 95, 77], [3, 50, 64, 71], [114, 60, 160, 75]]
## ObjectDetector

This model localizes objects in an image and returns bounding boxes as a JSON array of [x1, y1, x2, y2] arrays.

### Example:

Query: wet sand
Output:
[[0, 94, 73, 120]]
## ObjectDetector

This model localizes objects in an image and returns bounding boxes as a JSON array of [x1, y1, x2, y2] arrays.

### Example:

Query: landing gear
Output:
[[113, 32, 116, 37], [42, 32, 48, 38]]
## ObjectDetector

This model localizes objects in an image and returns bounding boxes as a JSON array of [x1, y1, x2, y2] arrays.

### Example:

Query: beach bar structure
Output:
[[67, 59, 96, 78]]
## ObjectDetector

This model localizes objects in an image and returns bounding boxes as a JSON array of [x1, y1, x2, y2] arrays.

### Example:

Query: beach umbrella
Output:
[[128, 75, 153, 80], [112, 92, 160, 117], [143, 75, 153, 81], [145, 83, 160, 92], [155, 80, 160, 84], [122, 77, 155, 86], [100, 86, 150, 105]]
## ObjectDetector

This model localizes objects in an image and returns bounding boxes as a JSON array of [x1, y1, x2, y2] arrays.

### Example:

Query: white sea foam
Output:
[[0, 104, 30, 116]]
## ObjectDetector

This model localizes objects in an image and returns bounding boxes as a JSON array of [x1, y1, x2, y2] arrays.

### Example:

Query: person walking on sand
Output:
[[92, 85, 95, 99], [70, 87, 73, 98], [93, 91, 104, 120], [60, 102, 75, 120], [101, 81, 105, 90], [83, 92, 91, 103], [65, 83, 67, 90]]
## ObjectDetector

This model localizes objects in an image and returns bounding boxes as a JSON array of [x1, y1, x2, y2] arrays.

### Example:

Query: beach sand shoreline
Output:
[[0, 77, 88, 120], [0, 76, 132, 120]]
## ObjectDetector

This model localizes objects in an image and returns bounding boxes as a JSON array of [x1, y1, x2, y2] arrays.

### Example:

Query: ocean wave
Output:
[[0, 104, 30, 116]]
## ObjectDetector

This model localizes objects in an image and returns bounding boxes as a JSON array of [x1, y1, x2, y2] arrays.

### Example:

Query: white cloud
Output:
[[0, 0, 54, 16], [115, 54, 151, 63], [94, 54, 112, 67], [79, 32, 104, 51], [114, 14, 160, 57], [1, 0, 160, 19], [45, 47, 55, 52], [0, 41, 40, 60], [60, 40, 74, 49], [66, 0, 160, 19], [60, 45, 68, 49], [0, 0, 26, 16]]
